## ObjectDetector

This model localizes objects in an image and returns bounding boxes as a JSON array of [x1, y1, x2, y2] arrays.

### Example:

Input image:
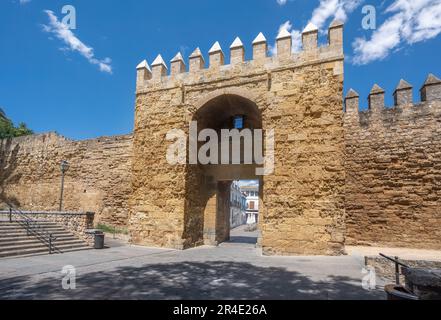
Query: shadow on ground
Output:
[[0, 260, 385, 300]]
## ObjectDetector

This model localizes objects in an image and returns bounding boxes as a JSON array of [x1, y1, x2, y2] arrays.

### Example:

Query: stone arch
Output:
[[193, 87, 259, 113], [182, 92, 264, 249]]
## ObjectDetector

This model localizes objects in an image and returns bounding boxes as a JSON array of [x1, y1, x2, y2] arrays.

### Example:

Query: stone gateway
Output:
[[1, 21, 440, 255], [130, 21, 346, 255]]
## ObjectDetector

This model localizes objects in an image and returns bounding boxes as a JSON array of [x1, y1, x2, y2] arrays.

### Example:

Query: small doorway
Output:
[[183, 93, 264, 248], [228, 180, 260, 245]]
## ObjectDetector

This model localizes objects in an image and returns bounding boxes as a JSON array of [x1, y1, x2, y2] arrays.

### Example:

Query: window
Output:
[[233, 115, 244, 129], [249, 201, 255, 210]]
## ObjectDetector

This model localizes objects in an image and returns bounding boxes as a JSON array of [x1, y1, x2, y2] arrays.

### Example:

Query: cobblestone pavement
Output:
[[0, 226, 385, 300]]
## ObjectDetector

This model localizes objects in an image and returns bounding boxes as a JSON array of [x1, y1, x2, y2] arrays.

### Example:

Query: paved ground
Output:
[[0, 226, 386, 300], [346, 245, 441, 261]]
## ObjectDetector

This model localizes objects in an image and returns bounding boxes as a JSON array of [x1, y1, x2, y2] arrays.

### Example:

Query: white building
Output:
[[230, 181, 247, 228], [240, 184, 259, 225]]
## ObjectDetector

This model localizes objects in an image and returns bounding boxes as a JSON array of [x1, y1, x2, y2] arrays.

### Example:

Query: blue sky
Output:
[[1, 0, 440, 140]]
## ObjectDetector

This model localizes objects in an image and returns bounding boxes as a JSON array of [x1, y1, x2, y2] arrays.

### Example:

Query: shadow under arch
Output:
[[182, 93, 264, 249]]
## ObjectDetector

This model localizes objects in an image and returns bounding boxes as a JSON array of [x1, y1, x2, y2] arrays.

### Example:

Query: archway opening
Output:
[[182, 94, 264, 248], [229, 180, 260, 245]]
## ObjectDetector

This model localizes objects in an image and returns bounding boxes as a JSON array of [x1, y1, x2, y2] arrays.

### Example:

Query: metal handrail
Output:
[[7, 205, 60, 254], [380, 253, 410, 285]]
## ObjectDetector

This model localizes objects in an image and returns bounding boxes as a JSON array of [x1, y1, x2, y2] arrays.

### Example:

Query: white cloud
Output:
[[279, 20, 293, 33], [276, 0, 288, 5], [42, 10, 112, 74], [353, 0, 441, 65], [310, 0, 363, 29], [270, 0, 362, 55], [272, 0, 441, 64], [19, 0, 31, 4]]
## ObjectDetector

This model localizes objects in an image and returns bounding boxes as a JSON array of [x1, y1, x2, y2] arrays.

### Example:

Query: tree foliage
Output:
[[0, 108, 33, 139]]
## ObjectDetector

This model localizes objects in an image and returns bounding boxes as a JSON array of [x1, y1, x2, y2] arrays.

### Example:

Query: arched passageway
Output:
[[182, 94, 264, 248]]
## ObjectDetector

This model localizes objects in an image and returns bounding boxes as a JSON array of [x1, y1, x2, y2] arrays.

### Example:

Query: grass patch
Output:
[[96, 223, 129, 235]]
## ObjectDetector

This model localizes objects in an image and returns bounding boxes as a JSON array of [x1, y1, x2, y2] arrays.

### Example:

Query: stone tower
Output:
[[130, 21, 346, 255]]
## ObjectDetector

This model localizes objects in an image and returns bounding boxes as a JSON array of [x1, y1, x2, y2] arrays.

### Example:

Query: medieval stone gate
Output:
[[129, 21, 346, 255], [3, 21, 440, 256]]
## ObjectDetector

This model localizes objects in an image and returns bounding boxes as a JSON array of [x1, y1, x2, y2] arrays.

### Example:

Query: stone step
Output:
[[0, 227, 66, 234], [0, 221, 62, 226], [0, 224, 67, 230], [0, 225, 25, 230], [0, 224, 61, 229], [1, 226, 71, 230], [0, 230, 75, 238], [0, 240, 90, 252], [1, 234, 76, 243], [0, 244, 91, 259], [0, 219, 56, 223], [0, 235, 77, 244], [0, 235, 34, 243], [0, 237, 84, 248], [0, 220, 58, 224], [0, 239, 87, 252], [0, 219, 91, 258], [0, 222, 60, 228], [0, 230, 68, 237]]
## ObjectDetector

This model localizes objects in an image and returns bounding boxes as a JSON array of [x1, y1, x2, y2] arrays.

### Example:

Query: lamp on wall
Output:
[[59, 160, 70, 211]]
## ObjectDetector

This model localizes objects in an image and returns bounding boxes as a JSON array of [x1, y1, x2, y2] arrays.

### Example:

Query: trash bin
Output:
[[94, 231, 105, 249]]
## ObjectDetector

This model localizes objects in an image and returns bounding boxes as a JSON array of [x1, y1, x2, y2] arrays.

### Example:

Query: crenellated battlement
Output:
[[344, 73, 441, 125], [135, 20, 344, 93], [344, 73, 441, 251]]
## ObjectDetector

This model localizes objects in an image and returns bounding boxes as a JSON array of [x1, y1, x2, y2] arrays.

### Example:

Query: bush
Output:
[[0, 109, 33, 139]]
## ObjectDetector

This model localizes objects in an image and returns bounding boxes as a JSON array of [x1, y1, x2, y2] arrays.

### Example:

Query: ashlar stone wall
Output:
[[0, 132, 132, 227], [344, 75, 441, 250]]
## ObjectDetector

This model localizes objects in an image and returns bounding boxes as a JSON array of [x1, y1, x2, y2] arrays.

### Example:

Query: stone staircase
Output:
[[0, 220, 91, 258]]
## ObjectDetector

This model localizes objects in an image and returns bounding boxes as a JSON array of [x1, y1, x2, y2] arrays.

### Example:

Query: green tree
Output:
[[0, 108, 33, 139], [0, 116, 14, 139], [13, 122, 33, 137]]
